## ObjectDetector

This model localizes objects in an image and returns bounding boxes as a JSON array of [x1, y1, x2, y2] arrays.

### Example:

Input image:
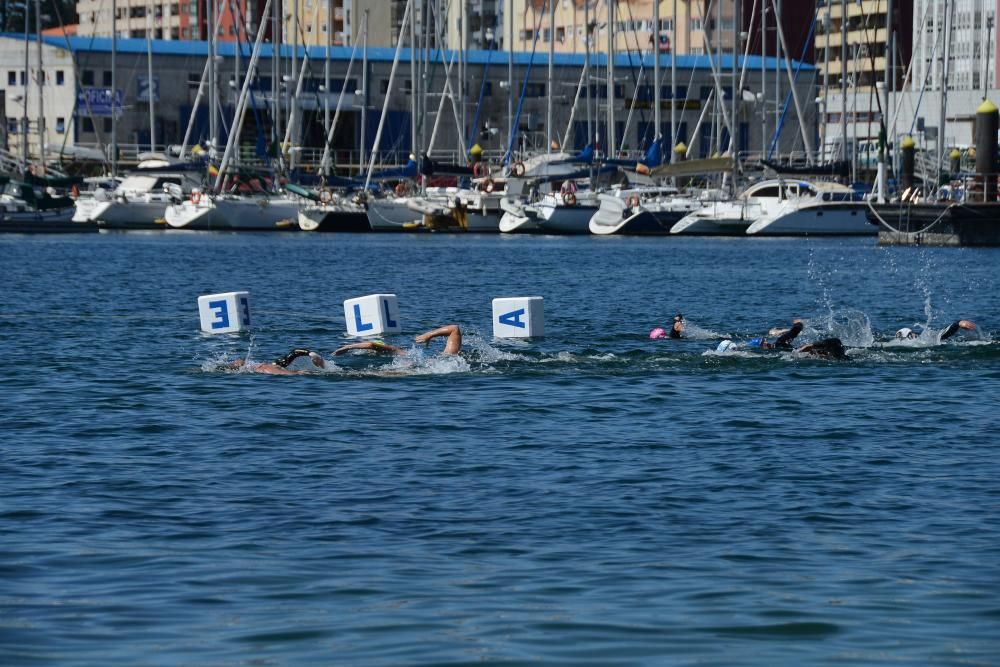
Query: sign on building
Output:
[[137, 75, 159, 103], [77, 88, 124, 117]]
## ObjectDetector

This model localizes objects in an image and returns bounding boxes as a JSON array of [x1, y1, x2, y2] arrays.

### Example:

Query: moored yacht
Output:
[[744, 182, 871, 235]]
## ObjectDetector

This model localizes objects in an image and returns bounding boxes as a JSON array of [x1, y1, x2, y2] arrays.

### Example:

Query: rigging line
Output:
[[467, 11, 503, 151], [766, 6, 818, 161], [504, 6, 546, 164]]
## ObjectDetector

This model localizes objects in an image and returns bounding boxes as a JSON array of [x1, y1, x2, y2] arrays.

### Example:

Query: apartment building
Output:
[[912, 0, 995, 91]]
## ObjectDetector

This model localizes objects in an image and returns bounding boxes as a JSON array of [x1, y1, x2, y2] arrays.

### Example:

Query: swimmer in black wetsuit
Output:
[[226, 348, 327, 374], [670, 314, 684, 339], [774, 319, 804, 348], [938, 319, 976, 342], [797, 338, 848, 360]]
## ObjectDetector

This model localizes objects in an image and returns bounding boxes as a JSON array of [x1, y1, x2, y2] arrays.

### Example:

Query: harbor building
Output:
[[0, 33, 816, 171]]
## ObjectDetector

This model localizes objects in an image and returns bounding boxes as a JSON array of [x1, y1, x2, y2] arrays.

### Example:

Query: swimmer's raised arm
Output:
[[415, 324, 462, 355], [939, 319, 977, 341], [334, 341, 404, 355]]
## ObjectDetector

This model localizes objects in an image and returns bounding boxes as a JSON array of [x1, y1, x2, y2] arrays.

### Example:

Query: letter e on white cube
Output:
[[198, 291, 251, 334], [492, 297, 544, 338], [344, 293, 402, 336]]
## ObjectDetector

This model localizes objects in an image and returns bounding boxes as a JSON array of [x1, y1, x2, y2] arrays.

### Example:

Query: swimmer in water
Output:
[[226, 348, 327, 375], [895, 319, 976, 342], [334, 324, 463, 357], [773, 319, 804, 348], [650, 314, 685, 340], [796, 338, 848, 360], [715, 336, 774, 353]]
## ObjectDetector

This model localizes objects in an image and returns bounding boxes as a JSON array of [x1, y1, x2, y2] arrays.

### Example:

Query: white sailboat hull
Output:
[[745, 203, 874, 235], [165, 196, 300, 230]]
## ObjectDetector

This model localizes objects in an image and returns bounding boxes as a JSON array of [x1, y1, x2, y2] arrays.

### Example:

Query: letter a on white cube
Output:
[[492, 297, 544, 338], [344, 293, 402, 336], [198, 291, 252, 334]]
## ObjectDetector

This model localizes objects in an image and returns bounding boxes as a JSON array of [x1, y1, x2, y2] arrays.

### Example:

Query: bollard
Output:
[[975, 98, 998, 202], [198, 291, 251, 334], [344, 294, 402, 336], [949, 148, 962, 176], [900, 136, 915, 194], [492, 297, 544, 338]]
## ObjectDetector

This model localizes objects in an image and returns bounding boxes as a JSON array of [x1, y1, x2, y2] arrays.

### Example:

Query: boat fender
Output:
[[483, 178, 495, 194], [473, 162, 489, 178], [191, 191, 201, 205], [319, 188, 332, 204], [70, 184, 80, 199], [512, 161, 526, 177], [562, 191, 577, 206]]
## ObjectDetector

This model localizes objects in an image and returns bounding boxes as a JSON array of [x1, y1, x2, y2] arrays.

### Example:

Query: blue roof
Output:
[[7, 33, 814, 72]]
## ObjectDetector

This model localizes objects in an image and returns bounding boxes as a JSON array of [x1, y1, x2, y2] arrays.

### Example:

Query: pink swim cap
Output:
[[649, 327, 667, 339]]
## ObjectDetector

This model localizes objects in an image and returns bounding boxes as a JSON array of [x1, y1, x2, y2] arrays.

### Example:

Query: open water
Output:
[[1, 232, 999, 666]]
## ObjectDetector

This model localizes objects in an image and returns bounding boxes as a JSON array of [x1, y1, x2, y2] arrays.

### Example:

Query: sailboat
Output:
[[165, 0, 301, 231]]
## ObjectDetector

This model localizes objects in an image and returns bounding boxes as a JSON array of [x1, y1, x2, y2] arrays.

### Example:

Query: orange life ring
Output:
[[511, 161, 525, 177], [483, 178, 495, 194], [473, 161, 488, 178], [319, 188, 332, 204], [627, 195, 640, 209], [562, 191, 577, 206], [70, 184, 80, 199], [191, 191, 201, 205], [394, 182, 408, 197]]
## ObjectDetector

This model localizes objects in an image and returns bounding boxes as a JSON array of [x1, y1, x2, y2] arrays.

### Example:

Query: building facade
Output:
[[0, 34, 816, 168]]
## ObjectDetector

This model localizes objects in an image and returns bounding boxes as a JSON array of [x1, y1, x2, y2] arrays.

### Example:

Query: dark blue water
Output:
[[2, 232, 999, 665]]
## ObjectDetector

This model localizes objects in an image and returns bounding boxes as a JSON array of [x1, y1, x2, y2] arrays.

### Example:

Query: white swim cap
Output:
[[716, 339, 736, 353], [895, 327, 914, 339]]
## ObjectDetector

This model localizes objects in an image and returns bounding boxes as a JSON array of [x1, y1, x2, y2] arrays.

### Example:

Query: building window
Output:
[[103, 71, 112, 86], [380, 79, 389, 93], [525, 83, 546, 97], [19, 70, 25, 85], [56, 70, 65, 85], [103, 118, 112, 133], [56, 117, 65, 133], [7, 71, 14, 85], [82, 117, 94, 133], [7, 119, 17, 134]]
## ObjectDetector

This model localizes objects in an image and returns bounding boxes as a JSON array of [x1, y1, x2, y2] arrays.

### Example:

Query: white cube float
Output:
[[492, 296, 544, 338], [344, 293, 402, 336], [198, 291, 252, 334]]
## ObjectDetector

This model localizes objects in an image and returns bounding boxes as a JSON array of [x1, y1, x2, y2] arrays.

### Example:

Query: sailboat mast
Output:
[[547, 0, 554, 153], [938, 0, 952, 184], [653, 0, 660, 145], [360, 11, 368, 175], [111, 0, 118, 177], [324, 0, 331, 175], [840, 0, 847, 167], [146, 0, 155, 151], [409, 0, 418, 156], [606, 0, 615, 155], [507, 0, 513, 162], [35, 0, 45, 172], [670, 0, 676, 159], [459, 0, 466, 156], [208, 0, 217, 159]]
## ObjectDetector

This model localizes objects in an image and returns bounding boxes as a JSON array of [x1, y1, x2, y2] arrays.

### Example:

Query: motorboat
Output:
[[1, 179, 96, 233], [670, 179, 843, 235], [744, 181, 871, 235]]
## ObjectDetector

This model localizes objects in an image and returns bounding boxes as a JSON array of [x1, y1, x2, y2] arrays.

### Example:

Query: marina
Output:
[[2, 0, 1000, 663]]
